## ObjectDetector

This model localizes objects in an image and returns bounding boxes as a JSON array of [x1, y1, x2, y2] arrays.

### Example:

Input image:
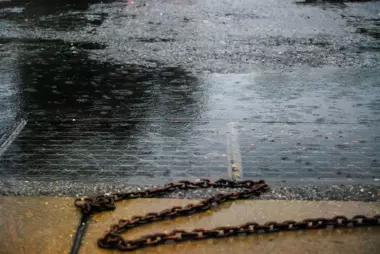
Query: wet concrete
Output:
[[0, 196, 78, 254], [1, 196, 379, 254], [65, 198, 380, 254], [0, 0, 380, 186]]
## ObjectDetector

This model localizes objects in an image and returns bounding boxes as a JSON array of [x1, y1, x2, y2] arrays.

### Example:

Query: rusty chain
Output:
[[74, 179, 380, 252]]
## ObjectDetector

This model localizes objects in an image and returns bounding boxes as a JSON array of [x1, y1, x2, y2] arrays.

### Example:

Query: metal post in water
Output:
[[226, 122, 243, 180]]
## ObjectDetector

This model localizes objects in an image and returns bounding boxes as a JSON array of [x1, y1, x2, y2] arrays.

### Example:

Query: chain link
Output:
[[74, 179, 380, 252]]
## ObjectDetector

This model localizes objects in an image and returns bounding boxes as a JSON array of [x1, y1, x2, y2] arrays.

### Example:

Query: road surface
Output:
[[0, 0, 379, 196]]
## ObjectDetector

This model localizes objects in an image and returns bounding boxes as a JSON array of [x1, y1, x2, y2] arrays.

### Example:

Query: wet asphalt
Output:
[[0, 0, 379, 199]]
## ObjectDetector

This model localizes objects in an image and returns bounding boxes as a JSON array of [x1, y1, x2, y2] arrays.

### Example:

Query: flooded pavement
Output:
[[0, 0, 380, 189], [1, 0, 380, 71]]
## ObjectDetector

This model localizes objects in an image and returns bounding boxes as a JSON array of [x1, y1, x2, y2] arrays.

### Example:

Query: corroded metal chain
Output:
[[74, 179, 380, 252], [98, 215, 380, 251], [74, 179, 267, 215]]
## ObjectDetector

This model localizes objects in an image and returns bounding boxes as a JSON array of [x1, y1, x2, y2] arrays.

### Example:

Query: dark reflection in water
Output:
[[0, 41, 209, 179], [0, 0, 111, 30], [296, 0, 380, 51], [18, 41, 202, 121], [356, 21, 380, 41], [0, 0, 116, 14], [295, 0, 373, 5], [0, 37, 106, 50], [0, 52, 22, 145]]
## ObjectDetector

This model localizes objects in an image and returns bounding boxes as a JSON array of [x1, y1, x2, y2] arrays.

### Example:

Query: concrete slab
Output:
[[0, 197, 379, 254], [0, 196, 79, 254], [83, 199, 380, 254]]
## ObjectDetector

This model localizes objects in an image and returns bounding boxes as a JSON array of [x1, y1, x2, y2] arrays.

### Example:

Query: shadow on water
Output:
[[356, 20, 380, 41], [294, 0, 377, 10], [0, 53, 22, 145], [296, 0, 380, 52], [17, 41, 203, 121], [0, 37, 106, 49], [295, 0, 375, 5], [0, 40, 206, 179], [0, 0, 118, 14], [0, 0, 113, 30]]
